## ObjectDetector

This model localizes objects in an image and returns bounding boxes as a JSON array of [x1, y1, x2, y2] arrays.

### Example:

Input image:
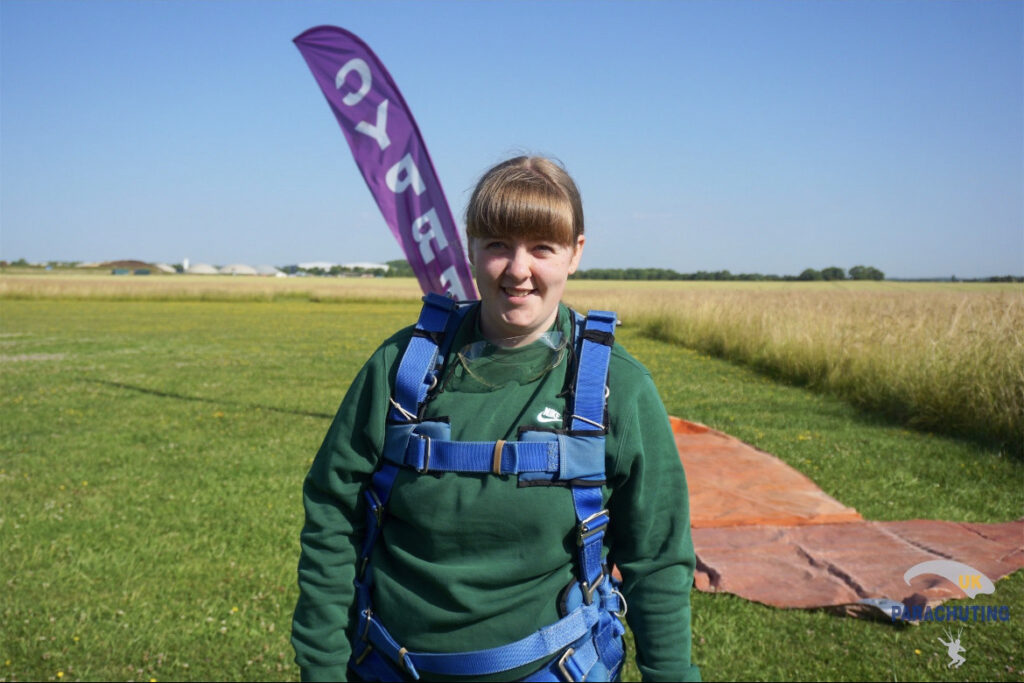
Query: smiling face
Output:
[[464, 157, 586, 346], [471, 234, 585, 346]]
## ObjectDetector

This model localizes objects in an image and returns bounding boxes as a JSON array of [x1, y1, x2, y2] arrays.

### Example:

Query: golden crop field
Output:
[[564, 279, 1023, 451], [0, 271, 424, 302], [3, 272, 1021, 450]]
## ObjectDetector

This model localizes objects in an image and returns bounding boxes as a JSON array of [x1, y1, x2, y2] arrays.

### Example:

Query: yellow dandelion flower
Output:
[[57, 672, 64, 679], [914, 649, 922, 655], [231, 606, 239, 613]]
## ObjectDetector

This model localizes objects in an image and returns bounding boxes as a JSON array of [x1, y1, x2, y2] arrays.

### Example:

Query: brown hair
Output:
[[465, 156, 583, 246]]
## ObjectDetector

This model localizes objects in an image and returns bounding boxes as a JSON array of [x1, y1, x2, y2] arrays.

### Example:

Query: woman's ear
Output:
[[567, 235, 585, 275], [467, 237, 477, 267]]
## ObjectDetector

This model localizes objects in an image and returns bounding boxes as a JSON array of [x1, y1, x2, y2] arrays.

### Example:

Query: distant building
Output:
[[254, 264, 286, 277], [297, 261, 337, 271], [343, 262, 389, 272], [220, 264, 258, 276], [185, 262, 218, 275]]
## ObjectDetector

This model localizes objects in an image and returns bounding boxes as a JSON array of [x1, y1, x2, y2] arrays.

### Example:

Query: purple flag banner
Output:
[[294, 25, 476, 300]]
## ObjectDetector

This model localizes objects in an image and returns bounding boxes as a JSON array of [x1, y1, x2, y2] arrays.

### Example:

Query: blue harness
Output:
[[350, 293, 626, 682]]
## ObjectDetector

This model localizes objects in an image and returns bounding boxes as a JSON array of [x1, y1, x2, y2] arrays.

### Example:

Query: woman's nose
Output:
[[505, 247, 532, 279]]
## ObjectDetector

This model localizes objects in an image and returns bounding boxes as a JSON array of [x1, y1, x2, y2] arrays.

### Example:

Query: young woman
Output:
[[292, 156, 700, 682]]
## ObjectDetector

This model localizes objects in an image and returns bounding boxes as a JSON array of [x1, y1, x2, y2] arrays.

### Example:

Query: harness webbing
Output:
[[567, 310, 616, 595], [353, 293, 623, 681], [387, 436, 558, 474], [391, 293, 464, 421]]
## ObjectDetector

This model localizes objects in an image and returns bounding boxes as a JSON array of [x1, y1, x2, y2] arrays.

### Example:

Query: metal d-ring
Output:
[[611, 587, 628, 619]]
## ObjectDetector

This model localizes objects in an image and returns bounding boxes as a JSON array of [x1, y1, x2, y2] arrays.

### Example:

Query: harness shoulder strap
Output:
[[390, 292, 471, 421], [569, 310, 616, 432], [566, 310, 617, 596], [359, 294, 469, 582]]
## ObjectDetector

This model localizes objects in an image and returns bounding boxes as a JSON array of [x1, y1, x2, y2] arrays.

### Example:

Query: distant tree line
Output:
[[976, 275, 1024, 283], [383, 260, 415, 277], [570, 265, 887, 281], [3, 257, 1020, 283], [281, 264, 388, 277], [2, 258, 81, 268]]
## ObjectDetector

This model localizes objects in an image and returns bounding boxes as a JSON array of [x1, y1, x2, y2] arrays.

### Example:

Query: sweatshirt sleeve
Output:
[[606, 369, 701, 682], [290, 338, 401, 682]]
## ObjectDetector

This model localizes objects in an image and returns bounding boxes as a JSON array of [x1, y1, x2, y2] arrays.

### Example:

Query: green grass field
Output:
[[2, 282, 1022, 681]]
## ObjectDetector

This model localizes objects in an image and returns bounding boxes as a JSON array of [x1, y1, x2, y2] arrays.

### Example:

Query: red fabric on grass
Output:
[[671, 417, 1024, 609]]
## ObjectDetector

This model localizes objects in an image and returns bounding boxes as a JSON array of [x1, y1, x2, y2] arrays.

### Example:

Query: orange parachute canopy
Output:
[[670, 417, 1024, 611]]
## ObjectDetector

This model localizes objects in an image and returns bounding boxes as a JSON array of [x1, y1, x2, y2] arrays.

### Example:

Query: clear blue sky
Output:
[[1, 0, 1021, 278]]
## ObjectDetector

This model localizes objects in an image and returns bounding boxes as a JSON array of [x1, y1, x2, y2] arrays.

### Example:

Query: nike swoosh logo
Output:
[[537, 408, 562, 423]]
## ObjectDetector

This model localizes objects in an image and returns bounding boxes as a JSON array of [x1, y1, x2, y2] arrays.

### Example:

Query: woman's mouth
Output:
[[502, 286, 535, 299]]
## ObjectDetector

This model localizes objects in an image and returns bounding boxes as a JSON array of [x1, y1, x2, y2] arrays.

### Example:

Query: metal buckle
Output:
[[581, 571, 605, 606], [354, 643, 374, 665], [557, 647, 580, 682], [358, 555, 369, 579], [367, 488, 383, 527], [577, 509, 609, 546], [570, 413, 604, 430], [358, 608, 373, 641], [416, 435, 432, 473], [397, 646, 411, 673]]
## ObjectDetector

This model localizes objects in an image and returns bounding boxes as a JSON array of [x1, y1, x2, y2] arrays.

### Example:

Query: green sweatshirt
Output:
[[292, 304, 700, 681]]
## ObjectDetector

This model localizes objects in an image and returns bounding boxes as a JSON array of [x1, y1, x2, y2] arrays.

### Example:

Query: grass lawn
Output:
[[1, 297, 1021, 681]]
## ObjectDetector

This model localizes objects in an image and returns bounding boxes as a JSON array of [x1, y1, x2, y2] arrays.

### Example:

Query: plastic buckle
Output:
[[491, 440, 506, 475], [557, 647, 580, 682], [577, 509, 609, 547], [415, 435, 432, 473]]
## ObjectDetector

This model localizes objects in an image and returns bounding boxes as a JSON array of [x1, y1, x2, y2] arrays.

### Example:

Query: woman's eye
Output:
[[487, 241, 507, 250], [534, 244, 556, 254]]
